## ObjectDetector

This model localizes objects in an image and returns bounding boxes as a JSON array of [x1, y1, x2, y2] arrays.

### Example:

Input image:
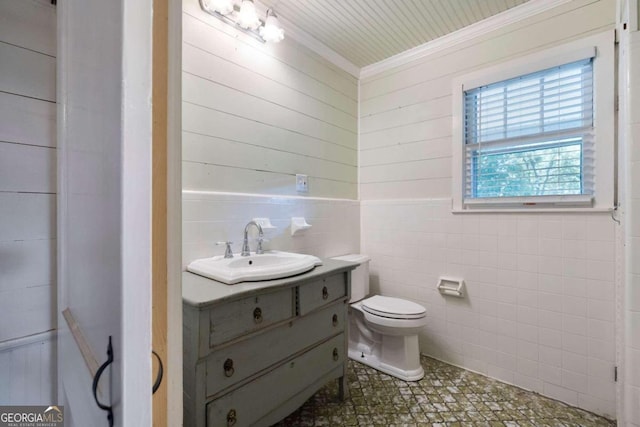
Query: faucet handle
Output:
[[255, 236, 268, 254], [216, 241, 234, 259]]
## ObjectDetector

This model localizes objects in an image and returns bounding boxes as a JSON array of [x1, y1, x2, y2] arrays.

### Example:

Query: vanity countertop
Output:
[[182, 258, 357, 308]]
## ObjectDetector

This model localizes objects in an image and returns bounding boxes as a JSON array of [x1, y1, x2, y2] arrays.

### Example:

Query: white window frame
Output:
[[451, 31, 615, 212]]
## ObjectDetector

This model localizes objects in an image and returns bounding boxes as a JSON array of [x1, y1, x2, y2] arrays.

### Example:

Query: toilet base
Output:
[[348, 348, 425, 381]]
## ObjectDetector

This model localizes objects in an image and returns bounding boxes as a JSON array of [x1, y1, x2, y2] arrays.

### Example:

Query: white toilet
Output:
[[332, 254, 428, 381]]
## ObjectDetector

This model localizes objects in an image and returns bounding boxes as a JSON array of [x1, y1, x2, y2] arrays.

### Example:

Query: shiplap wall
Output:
[[181, 0, 359, 267], [181, 0, 358, 199], [359, 0, 618, 418], [360, 0, 615, 200], [0, 0, 57, 405]]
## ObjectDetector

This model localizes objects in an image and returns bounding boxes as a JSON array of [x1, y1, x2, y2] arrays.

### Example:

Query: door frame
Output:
[[57, 0, 154, 425], [152, 0, 183, 425]]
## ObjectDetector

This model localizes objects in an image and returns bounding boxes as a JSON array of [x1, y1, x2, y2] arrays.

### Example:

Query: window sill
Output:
[[452, 206, 614, 214]]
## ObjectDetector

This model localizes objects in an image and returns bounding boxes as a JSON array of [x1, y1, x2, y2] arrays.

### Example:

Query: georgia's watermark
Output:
[[0, 406, 64, 427]]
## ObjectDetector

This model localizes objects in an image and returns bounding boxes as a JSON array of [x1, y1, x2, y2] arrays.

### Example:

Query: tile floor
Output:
[[272, 356, 615, 427]]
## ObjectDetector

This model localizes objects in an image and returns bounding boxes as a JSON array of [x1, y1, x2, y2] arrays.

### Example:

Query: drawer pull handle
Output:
[[227, 409, 237, 426], [332, 314, 338, 326], [332, 347, 339, 361], [322, 286, 329, 300], [253, 307, 263, 324], [223, 358, 235, 377]]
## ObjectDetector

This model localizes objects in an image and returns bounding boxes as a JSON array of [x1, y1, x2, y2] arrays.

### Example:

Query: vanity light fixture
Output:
[[208, 0, 234, 15], [199, 0, 285, 43], [260, 9, 285, 43], [237, 0, 260, 29]]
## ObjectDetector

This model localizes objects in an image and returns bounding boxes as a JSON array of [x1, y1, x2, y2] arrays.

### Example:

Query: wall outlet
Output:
[[296, 174, 309, 193]]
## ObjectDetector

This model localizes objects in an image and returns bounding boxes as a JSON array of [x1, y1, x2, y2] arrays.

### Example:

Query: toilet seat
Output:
[[361, 295, 426, 320]]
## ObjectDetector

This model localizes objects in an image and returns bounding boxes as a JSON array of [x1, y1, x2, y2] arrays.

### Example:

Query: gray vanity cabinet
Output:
[[183, 260, 355, 427]]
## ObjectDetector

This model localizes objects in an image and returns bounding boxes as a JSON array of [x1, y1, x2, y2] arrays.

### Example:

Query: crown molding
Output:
[[254, 0, 360, 78], [360, 0, 574, 80]]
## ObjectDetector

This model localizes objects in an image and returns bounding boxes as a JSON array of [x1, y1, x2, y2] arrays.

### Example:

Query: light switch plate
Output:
[[296, 174, 309, 193]]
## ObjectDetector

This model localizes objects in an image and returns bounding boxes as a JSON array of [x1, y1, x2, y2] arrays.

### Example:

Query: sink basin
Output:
[[187, 250, 323, 284]]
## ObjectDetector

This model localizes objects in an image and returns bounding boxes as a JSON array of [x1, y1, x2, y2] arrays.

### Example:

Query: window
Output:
[[452, 32, 614, 211]]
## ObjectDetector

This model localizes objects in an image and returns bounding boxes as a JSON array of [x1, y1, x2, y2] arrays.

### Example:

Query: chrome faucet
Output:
[[241, 221, 264, 256]]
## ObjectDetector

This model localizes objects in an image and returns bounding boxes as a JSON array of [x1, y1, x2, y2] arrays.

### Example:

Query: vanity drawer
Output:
[[209, 288, 294, 347], [206, 303, 345, 397], [206, 334, 345, 427], [298, 273, 346, 315]]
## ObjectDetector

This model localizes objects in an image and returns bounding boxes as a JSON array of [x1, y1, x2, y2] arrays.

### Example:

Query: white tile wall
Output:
[[183, 191, 360, 268], [361, 199, 617, 418]]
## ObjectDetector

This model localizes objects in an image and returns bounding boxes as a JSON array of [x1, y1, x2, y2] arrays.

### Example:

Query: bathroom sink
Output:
[[187, 250, 323, 284]]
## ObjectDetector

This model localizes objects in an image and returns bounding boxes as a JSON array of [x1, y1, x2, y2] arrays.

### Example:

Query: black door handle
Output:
[[92, 336, 114, 427], [152, 350, 163, 394]]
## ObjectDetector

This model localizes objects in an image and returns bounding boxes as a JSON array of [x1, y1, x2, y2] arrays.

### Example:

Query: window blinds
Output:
[[463, 58, 594, 203]]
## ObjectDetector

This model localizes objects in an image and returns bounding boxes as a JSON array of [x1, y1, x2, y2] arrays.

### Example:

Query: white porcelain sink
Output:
[[187, 250, 323, 284]]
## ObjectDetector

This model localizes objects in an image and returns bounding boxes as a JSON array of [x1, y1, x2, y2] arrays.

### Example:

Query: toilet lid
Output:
[[361, 295, 426, 319]]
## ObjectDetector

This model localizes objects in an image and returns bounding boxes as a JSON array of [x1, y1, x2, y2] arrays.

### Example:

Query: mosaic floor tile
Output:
[[271, 356, 615, 427]]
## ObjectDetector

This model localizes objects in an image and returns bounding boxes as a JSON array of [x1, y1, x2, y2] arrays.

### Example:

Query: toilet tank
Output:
[[331, 254, 370, 303]]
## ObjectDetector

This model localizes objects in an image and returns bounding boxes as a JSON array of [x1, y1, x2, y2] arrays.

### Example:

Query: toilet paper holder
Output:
[[437, 276, 465, 298]]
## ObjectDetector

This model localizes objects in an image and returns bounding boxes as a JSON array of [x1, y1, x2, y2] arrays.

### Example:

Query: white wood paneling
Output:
[[181, 14, 357, 114], [0, 194, 55, 241], [182, 0, 357, 99], [0, 143, 56, 193], [360, 116, 452, 151], [0, 0, 56, 56], [0, 42, 56, 101], [360, 137, 451, 167], [258, 0, 529, 67], [0, 285, 55, 342], [360, 74, 451, 117], [182, 132, 355, 183], [182, 73, 355, 148], [182, 102, 356, 166], [182, 0, 358, 199], [360, 158, 451, 184], [0, 92, 56, 147], [0, 0, 57, 405], [359, 0, 615, 198], [360, 95, 451, 135], [183, 162, 356, 199], [0, 333, 56, 405], [368, 0, 615, 100], [361, 0, 613, 100], [0, 239, 55, 293], [182, 43, 356, 132]]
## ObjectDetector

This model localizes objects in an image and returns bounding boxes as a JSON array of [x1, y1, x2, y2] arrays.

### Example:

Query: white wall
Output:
[[623, 25, 640, 427], [359, 0, 617, 418], [0, 0, 57, 405], [181, 0, 357, 199], [181, 0, 360, 264]]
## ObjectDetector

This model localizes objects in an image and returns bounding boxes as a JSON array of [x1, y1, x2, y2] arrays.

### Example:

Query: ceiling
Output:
[[259, 0, 530, 68]]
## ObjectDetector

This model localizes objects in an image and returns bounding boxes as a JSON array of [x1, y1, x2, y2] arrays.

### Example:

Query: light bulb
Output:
[[259, 10, 284, 42], [237, 0, 260, 30], [207, 0, 233, 15]]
